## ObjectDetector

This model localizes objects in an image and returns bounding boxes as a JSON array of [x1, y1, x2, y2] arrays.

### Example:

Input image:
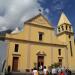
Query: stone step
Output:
[[5, 72, 33, 75], [5, 72, 44, 75]]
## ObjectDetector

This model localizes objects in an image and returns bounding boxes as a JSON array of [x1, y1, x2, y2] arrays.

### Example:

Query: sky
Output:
[[0, 0, 75, 31]]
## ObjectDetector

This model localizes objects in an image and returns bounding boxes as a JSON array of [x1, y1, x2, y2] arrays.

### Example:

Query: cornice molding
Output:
[[57, 23, 71, 27], [26, 22, 54, 30], [57, 31, 74, 36], [4, 37, 67, 47]]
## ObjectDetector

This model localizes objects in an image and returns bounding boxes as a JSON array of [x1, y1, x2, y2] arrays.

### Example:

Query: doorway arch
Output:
[[36, 51, 46, 69]]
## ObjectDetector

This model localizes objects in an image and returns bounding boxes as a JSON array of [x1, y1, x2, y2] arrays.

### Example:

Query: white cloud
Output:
[[0, 0, 42, 31], [45, 8, 50, 14]]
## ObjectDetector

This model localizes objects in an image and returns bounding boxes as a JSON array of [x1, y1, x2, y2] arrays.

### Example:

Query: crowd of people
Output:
[[51, 66, 72, 75], [32, 65, 72, 75]]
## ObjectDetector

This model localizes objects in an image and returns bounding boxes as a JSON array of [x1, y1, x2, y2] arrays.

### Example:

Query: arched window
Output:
[[68, 35, 71, 39], [66, 25, 68, 30], [58, 58, 62, 66], [58, 49, 61, 56], [61, 25, 64, 31], [69, 26, 71, 31], [58, 27, 60, 32]]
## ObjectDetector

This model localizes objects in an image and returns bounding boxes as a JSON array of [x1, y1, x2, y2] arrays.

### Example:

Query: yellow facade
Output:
[[5, 13, 75, 72]]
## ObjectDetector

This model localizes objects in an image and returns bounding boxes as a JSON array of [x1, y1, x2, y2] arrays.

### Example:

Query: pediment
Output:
[[36, 51, 46, 56], [25, 14, 52, 28]]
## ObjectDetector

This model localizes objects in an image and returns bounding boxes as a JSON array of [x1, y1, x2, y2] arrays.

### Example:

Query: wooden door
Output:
[[12, 57, 19, 71], [38, 56, 44, 69]]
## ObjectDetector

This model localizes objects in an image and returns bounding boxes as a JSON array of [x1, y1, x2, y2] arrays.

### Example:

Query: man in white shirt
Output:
[[33, 68, 38, 75], [52, 67, 57, 75], [43, 66, 48, 75]]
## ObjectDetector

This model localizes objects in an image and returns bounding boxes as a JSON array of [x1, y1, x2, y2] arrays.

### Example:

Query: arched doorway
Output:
[[38, 56, 44, 69], [37, 51, 46, 69]]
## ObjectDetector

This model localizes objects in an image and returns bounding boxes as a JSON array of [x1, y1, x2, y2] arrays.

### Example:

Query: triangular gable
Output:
[[58, 12, 71, 26], [24, 14, 53, 28]]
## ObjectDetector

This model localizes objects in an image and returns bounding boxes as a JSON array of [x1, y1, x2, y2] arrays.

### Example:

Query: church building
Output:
[[5, 12, 75, 72]]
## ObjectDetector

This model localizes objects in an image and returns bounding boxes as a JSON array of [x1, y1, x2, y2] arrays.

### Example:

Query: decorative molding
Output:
[[5, 37, 67, 47], [58, 57, 63, 59], [36, 51, 46, 56], [26, 22, 54, 30], [57, 31, 74, 36], [58, 23, 71, 27], [12, 53, 21, 57]]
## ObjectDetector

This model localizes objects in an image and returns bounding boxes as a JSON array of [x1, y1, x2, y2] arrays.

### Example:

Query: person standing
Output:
[[60, 70, 65, 75], [33, 68, 38, 75], [52, 66, 57, 75], [43, 66, 48, 75], [39, 65, 43, 71], [66, 69, 72, 75], [47, 66, 52, 75]]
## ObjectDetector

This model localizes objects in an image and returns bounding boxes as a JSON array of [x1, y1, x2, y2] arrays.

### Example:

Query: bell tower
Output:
[[57, 12, 74, 43], [57, 12, 75, 69], [57, 12, 73, 34]]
